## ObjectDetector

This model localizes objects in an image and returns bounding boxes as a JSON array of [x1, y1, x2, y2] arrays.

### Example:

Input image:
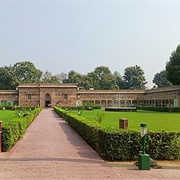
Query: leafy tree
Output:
[[114, 71, 126, 89], [41, 70, 59, 83], [93, 66, 116, 90], [123, 65, 147, 89], [153, 70, 172, 88], [101, 73, 118, 90], [65, 70, 81, 84], [0, 66, 15, 89], [64, 70, 91, 89], [166, 45, 180, 85], [94, 66, 111, 79], [87, 71, 99, 90], [80, 74, 94, 90], [65, 66, 118, 90], [12, 61, 42, 85], [55, 72, 68, 83]]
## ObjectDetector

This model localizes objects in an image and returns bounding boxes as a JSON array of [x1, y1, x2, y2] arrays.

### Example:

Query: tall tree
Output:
[[12, 61, 42, 85], [65, 70, 83, 85], [79, 74, 93, 90], [123, 65, 147, 89], [86, 72, 98, 89], [94, 66, 111, 79], [101, 73, 118, 90], [0, 66, 15, 90], [113, 71, 126, 89], [55, 72, 68, 83], [41, 70, 59, 83], [166, 44, 180, 85], [153, 70, 172, 88], [93, 66, 116, 90], [65, 66, 118, 90]]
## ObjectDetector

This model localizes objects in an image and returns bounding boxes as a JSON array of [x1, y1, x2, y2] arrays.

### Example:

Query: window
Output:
[[64, 94, 68, 100], [27, 94, 31, 100]]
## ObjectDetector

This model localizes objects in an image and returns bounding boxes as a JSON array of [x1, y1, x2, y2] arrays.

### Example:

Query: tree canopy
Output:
[[123, 65, 147, 90], [153, 70, 172, 88], [0, 61, 42, 89], [12, 61, 42, 84], [41, 70, 59, 83], [0, 66, 15, 90], [0, 61, 148, 90], [166, 45, 180, 85], [93, 66, 117, 90]]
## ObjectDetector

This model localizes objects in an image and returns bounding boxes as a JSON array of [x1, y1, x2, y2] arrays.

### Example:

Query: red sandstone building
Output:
[[0, 83, 179, 108]]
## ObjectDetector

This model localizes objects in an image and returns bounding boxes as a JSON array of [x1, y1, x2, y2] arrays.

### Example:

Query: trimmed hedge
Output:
[[83, 102, 101, 110], [59, 105, 101, 111], [2, 107, 42, 151], [54, 107, 100, 150], [98, 129, 141, 161], [54, 107, 180, 161], [137, 106, 180, 112], [147, 131, 180, 160], [0, 106, 36, 111], [98, 129, 180, 161]]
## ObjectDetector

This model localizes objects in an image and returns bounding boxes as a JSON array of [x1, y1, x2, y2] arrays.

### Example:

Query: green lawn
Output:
[[71, 109, 180, 132], [0, 110, 17, 122]]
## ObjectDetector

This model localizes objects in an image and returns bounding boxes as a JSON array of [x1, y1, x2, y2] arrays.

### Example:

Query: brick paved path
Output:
[[0, 109, 180, 179]]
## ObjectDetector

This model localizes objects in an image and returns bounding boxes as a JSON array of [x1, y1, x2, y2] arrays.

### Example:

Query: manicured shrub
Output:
[[2, 107, 42, 152], [54, 107, 100, 150], [137, 106, 180, 112], [54, 106, 180, 161], [2, 125, 14, 151], [147, 131, 180, 160], [83, 102, 101, 110], [98, 129, 141, 161]]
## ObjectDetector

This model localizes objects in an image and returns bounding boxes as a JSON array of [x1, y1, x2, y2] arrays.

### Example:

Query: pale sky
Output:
[[1, 0, 180, 88]]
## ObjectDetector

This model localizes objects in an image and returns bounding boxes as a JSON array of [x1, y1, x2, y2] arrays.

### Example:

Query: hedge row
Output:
[[54, 107, 100, 150], [2, 107, 42, 151], [137, 106, 180, 112], [59, 104, 101, 111], [54, 107, 180, 161], [0, 106, 36, 111], [98, 130, 180, 161]]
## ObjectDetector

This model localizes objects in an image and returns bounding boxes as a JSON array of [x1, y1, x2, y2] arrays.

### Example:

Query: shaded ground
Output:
[[107, 160, 180, 170]]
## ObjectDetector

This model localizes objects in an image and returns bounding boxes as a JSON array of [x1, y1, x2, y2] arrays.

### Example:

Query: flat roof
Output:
[[18, 83, 77, 88], [77, 90, 145, 94], [0, 90, 18, 94]]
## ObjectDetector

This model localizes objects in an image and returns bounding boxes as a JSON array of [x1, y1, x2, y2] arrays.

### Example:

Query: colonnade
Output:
[[143, 99, 174, 108]]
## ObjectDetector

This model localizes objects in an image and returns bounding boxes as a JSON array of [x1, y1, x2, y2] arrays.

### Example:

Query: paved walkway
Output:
[[0, 109, 180, 180]]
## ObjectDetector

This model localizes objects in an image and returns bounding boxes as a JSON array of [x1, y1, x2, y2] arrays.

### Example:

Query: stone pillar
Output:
[[0, 121, 2, 152], [125, 100, 127, 107]]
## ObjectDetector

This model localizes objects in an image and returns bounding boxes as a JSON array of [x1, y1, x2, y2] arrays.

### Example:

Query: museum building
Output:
[[0, 83, 179, 108]]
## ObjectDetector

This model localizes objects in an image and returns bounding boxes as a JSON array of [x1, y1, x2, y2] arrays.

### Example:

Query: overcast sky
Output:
[[1, 0, 180, 88]]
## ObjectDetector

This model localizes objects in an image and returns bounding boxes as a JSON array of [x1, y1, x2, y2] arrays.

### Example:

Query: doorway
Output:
[[44, 93, 51, 107]]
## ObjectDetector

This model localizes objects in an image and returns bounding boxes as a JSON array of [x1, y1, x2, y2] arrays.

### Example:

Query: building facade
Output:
[[0, 83, 179, 108]]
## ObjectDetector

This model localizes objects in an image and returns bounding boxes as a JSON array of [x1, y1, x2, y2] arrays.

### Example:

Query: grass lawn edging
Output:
[[54, 107, 180, 161], [2, 107, 42, 152]]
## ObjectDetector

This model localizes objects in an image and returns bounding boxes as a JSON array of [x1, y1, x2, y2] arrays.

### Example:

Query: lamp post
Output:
[[138, 123, 150, 170], [140, 123, 147, 154]]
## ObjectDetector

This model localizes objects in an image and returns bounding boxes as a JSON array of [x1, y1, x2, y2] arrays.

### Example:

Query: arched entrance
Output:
[[45, 93, 51, 107]]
